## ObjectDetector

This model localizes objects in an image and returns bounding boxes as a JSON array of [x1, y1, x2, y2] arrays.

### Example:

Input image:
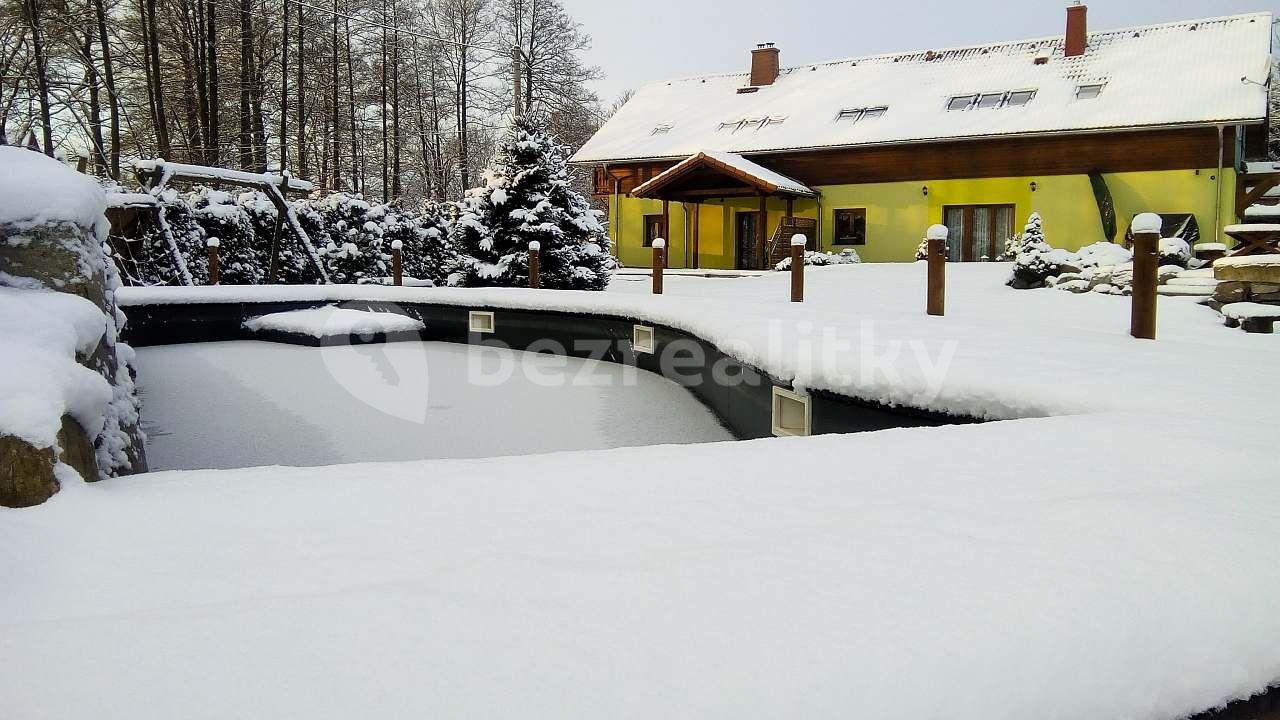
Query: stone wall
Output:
[[0, 168, 147, 508]]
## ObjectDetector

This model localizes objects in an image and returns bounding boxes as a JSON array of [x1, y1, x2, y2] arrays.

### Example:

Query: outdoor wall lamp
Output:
[[1030, 181, 1038, 192], [921, 185, 929, 196]]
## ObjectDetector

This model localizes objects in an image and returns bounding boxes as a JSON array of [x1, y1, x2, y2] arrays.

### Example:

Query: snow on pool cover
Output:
[[241, 305, 426, 338], [5, 263, 1277, 719], [135, 339, 733, 470]]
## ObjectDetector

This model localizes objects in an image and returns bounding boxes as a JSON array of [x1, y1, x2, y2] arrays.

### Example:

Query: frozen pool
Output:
[[135, 340, 734, 471]]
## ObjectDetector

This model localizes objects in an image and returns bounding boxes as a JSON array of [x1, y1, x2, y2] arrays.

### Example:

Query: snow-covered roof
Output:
[[572, 12, 1273, 163], [632, 150, 816, 198]]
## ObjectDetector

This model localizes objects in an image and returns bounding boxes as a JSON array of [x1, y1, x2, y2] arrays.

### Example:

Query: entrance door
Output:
[[735, 211, 760, 270], [943, 205, 1014, 261]]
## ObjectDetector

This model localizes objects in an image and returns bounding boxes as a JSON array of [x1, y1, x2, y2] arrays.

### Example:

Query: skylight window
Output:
[[949, 90, 1036, 111], [976, 93, 1005, 109], [1076, 83, 1106, 100], [836, 107, 888, 123], [1006, 89, 1036, 106], [651, 124, 673, 135], [719, 116, 786, 133]]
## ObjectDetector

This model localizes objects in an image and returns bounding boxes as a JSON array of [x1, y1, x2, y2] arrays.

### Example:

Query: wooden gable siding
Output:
[[593, 127, 1232, 196]]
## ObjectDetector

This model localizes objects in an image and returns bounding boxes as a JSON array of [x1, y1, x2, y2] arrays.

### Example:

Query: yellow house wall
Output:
[[610, 168, 1237, 267]]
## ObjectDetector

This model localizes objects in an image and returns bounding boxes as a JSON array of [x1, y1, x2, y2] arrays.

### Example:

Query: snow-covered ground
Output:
[[5, 263, 1280, 719], [136, 340, 733, 470]]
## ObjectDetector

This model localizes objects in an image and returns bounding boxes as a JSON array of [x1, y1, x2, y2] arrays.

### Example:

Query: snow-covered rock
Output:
[[774, 249, 861, 271]]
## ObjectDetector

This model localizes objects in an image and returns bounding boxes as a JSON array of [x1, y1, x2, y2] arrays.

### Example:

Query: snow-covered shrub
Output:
[[914, 237, 947, 261], [189, 188, 266, 284], [295, 194, 388, 285], [1007, 213, 1079, 289], [295, 193, 456, 286], [774, 249, 861, 271], [995, 234, 1022, 262], [448, 117, 616, 290], [130, 189, 206, 286]]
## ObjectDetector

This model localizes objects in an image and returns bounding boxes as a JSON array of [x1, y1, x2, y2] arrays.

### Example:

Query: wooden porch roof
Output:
[[630, 150, 816, 201]]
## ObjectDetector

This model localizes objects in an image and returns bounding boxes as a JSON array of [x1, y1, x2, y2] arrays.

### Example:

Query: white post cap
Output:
[[926, 224, 949, 241], [390, 239, 404, 250], [791, 234, 808, 247], [528, 240, 541, 252], [652, 238, 666, 249], [206, 237, 220, 248], [1132, 213, 1162, 235]]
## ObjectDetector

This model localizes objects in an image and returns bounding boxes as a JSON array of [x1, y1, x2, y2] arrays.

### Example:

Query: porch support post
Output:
[[661, 199, 671, 268], [757, 193, 768, 270], [692, 202, 701, 269]]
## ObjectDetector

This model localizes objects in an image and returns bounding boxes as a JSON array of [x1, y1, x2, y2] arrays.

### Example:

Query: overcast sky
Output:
[[563, 0, 1273, 103]]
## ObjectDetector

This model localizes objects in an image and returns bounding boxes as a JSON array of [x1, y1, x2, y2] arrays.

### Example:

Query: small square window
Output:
[[836, 108, 863, 122], [1006, 89, 1036, 106], [947, 94, 977, 111], [1076, 83, 1105, 99], [833, 208, 866, 245], [976, 92, 1005, 109], [861, 106, 887, 120]]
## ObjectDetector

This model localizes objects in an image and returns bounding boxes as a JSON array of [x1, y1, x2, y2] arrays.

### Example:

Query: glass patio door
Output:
[[943, 205, 1014, 261]]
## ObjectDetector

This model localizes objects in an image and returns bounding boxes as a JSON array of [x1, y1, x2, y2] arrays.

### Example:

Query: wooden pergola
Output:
[[631, 151, 817, 270]]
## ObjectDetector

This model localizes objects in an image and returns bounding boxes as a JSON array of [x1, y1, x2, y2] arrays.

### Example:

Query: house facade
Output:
[[571, 6, 1274, 270]]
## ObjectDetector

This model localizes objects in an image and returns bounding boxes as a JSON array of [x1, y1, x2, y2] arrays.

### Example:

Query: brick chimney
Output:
[[750, 43, 780, 87], [1065, 3, 1088, 57]]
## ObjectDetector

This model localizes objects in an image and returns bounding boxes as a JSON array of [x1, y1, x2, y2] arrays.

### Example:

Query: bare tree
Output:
[[21, 0, 53, 155]]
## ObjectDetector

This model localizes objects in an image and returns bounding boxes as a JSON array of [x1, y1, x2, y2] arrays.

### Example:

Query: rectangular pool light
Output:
[[633, 324, 655, 354], [468, 310, 495, 334], [771, 386, 812, 437]]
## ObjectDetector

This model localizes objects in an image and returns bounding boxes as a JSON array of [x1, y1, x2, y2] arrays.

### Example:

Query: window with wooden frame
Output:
[[942, 204, 1015, 262], [643, 214, 665, 247], [833, 209, 867, 245]]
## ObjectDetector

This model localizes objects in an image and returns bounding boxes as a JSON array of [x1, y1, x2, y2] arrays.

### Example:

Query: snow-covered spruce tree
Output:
[[383, 200, 455, 285], [1007, 212, 1073, 289], [448, 117, 615, 290]]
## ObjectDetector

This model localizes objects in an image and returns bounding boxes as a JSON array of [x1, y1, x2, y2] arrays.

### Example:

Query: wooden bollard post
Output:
[[790, 234, 807, 302], [926, 224, 947, 316], [390, 239, 403, 286], [1130, 212, 1161, 340], [528, 240, 541, 288], [652, 238, 666, 295], [206, 237, 220, 285]]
